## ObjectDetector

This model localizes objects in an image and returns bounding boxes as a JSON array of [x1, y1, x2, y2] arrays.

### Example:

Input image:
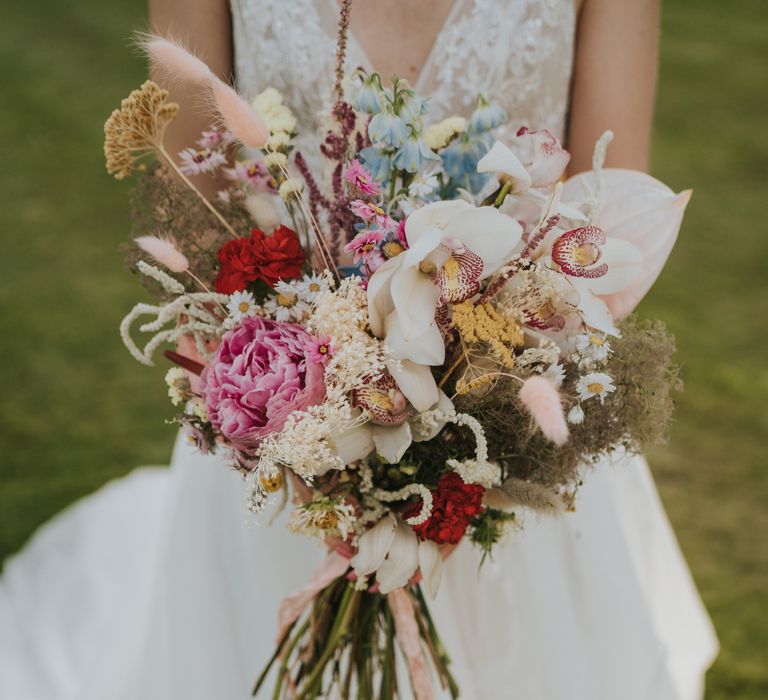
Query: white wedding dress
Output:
[[0, 1, 718, 698]]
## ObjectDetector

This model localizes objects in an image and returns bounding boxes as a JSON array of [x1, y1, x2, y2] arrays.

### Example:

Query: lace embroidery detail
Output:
[[230, 0, 575, 172]]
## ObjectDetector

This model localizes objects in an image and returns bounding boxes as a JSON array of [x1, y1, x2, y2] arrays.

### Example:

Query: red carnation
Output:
[[404, 472, 485, 545], [214, 225, 305, 294]]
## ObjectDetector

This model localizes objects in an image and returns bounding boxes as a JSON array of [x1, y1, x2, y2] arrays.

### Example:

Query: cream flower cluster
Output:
[[309, 277, 388, 402], [424, 116, 467, 151], [252, 87, 297, 141]]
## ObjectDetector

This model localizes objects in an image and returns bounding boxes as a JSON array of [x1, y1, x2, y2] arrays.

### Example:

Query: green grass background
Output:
[[0, 0, 766, 697]]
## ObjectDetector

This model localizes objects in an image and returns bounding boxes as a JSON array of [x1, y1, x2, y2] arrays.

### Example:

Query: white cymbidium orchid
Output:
[[332, 391, 454, 465], [561, 169, 691, 321], [351, 514, 443, 597], [367, 200, 522, 410], [477, 129, 570, 194]]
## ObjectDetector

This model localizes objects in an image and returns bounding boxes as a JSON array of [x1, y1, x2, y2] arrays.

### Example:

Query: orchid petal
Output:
[[384, 307, 445, 367], [387, 358, 440, 413], [442, 206, 523, 276], [351, 515, 396, 577], [377, 521, 420, 594], [405, 200, 471, 247], [372, 421, 413, 463], [477, 141, 532, 193], [584, 238, 643, 295], [330, 423, 374, 464], [390, 264, 442, 335], [367, 257, 399, 337], [574, 287, 619, 336], [418, 540, 443, 599], [401, 224, 443, 268]]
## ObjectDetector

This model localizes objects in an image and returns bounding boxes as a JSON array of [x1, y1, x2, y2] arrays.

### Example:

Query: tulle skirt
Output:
[[0, 433, 718, 699]]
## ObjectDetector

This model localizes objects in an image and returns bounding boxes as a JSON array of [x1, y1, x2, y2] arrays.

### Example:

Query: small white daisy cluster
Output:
[[263, 273, 329, 323], [289, 497, 357, 541], [567, 332, 616, 425]]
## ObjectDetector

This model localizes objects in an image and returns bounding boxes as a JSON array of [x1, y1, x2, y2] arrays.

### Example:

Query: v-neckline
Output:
[[333, 0, 462, 94]]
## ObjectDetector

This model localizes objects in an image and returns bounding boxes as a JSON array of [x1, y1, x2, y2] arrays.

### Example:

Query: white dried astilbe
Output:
[[120, 262, 227, 366], [309, 275, 388, 401]]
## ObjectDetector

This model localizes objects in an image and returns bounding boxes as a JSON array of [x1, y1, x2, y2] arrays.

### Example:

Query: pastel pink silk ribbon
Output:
[[388, 588, 434, 700], [275, 550, 351, 643]]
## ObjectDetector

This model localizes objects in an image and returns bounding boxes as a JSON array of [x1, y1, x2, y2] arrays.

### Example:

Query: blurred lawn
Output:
[[0, 0, 766, 697]]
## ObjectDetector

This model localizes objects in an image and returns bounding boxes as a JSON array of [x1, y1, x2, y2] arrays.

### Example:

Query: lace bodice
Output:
[[231, 0, 575, 169]]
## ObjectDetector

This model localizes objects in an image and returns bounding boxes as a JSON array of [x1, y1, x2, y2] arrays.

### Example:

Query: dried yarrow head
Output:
[[104, 80, 179, 180]]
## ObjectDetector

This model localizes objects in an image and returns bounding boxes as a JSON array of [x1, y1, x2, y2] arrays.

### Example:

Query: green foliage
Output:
[[0, 0, 766, 697]]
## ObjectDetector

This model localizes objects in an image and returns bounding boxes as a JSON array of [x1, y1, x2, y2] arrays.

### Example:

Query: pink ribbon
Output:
[[275, 550, 351, 643], [387, 588, 434, 700]]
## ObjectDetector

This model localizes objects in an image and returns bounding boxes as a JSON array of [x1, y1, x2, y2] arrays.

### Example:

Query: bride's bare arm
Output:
[[148, 0, 233, 173], [567, 0, 661, 174]]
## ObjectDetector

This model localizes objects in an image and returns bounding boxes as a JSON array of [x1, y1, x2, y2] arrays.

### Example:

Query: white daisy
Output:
[[567, 404, 585, 425], [574, 333, 612, 363], [408, 172, 439, 199], [541, 362, 566, 387], [575, 372, 616, 404], [295, 273, 329, 302], [227, 290, 258, 322], [264, 281, 310, 322]]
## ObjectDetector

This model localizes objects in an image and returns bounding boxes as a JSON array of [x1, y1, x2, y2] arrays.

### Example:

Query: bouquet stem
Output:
[[254, 576, 457, 699]]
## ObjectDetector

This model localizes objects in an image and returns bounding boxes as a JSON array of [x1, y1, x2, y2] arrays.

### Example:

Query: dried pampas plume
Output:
[[134, 235, 189, 273], [519, 376, 569, 446], [140, 34, 268, 149]]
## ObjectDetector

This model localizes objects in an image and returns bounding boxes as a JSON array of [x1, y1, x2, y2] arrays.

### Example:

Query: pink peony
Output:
[[200, 317, 326, 450]]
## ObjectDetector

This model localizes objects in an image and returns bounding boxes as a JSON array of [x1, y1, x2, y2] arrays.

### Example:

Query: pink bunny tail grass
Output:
[[134, 236, 189, 273], [209, 78, 268, 148], [140, 35, 213, 84], [519, 376, 569, 446]]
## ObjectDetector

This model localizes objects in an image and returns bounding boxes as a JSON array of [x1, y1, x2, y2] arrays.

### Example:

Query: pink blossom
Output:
[[197, 127, 235, 150], [344, 159, 381, 196], [350, 200, 396, 232], [396, 218, 409, 249], [306, 336, 333, 364], [512, 127, 570, 188], [225, 158, 271, 189], [344, 229, 385, 265], [200, 317, 326, 451], [178, 147, 227, 175]]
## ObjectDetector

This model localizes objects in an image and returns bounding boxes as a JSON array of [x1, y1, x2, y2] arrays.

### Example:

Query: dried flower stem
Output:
[[268, 148, 340, 281], [334, 0, 353, 102], [157, 143, 239, 239]]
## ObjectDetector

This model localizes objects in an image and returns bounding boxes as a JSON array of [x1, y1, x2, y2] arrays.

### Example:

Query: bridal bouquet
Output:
[[108, 27, 687, 700]]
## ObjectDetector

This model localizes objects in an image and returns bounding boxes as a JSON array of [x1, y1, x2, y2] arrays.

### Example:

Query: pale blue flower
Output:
[[359, 146, 392, 182], [356, 75, 384, 114], [400, 94, 429, 126], [368, 109, 409, 147], [392, 137, 440, 173], [468, 96, 507, 134], [441, 134, 493, 195]]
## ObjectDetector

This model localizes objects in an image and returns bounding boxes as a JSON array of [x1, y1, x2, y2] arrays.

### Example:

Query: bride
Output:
[[0, 1, 718, 698]]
